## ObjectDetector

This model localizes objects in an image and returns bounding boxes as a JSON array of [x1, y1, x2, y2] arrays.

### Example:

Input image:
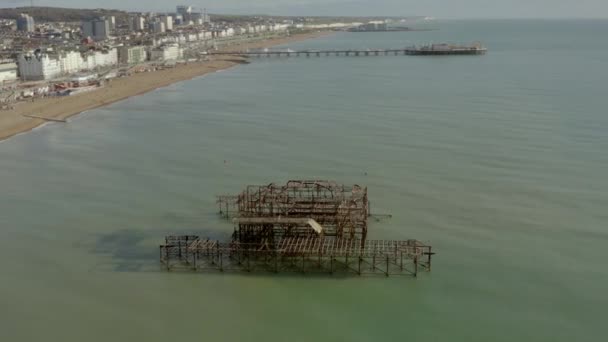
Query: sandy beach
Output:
[[0, 31, 332, 141]]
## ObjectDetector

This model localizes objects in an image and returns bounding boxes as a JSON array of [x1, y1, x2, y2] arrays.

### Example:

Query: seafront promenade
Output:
[[0, 31, 332, 141]]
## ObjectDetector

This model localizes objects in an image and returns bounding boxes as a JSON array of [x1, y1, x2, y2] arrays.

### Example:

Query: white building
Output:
[[109, 16, 116, 30], [131, 16, 146, 31], [82, 49, 118, 70], [196, 31, 212, 40], [161, 15, 173, 31], [58, 51, 83, 74], [16, 14, 35, 32], [17, 52, 62, 80], [0, 62, 18, 83], [118, 46, 147, 65], [149, 44, 183, 62]]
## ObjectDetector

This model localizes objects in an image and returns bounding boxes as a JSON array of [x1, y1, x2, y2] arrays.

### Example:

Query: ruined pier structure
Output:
[[160, 180, 433, 277]]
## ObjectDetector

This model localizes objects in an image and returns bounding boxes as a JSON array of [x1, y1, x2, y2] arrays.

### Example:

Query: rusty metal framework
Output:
[[162, 180, 434, 278], [160, 235, 432, 277], [219, 180, 369, 244]]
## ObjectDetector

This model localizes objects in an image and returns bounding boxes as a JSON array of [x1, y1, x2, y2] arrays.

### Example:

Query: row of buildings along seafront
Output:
[[14, 43, 186, 81], [17, 48, 119, 81], [1, 4, 363, 85]]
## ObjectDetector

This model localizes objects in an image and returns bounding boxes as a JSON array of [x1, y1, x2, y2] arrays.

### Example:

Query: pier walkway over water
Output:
[[210, 46, 487, 57], [160, 235, 433, 277]]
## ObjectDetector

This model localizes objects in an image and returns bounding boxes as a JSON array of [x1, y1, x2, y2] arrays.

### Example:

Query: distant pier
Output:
[[210, 46, 486, 58]]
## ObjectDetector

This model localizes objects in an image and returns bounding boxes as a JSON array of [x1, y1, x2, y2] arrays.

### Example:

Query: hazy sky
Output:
[[2, 0, 607, 18]]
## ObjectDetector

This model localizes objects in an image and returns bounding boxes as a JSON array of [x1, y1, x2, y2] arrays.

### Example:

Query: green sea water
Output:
[[1, 20, 607, 341]]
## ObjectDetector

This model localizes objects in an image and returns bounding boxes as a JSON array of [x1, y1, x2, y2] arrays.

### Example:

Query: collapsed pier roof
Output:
[[218, 180, 369, 243]]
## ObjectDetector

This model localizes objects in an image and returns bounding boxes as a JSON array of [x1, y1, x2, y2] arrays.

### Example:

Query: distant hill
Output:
[[0, 6, 407, 25], [0, 7, 129, 23]]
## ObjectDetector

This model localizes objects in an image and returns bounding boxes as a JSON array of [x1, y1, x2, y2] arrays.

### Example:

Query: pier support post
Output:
[[216, 241, 221, 270], [386, 255, 390, 277], [219, 251, 223, 272], [165, 246, 170, 270], [372, 253, 376, 271], [178, 241, 182, 261], [318, 250, 322, 268]]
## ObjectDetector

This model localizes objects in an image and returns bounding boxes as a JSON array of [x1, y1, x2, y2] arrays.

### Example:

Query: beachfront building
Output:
[[81, 48, 118, 70], [149, 44, 183, 62], [201, 31, 212, 40], [186, 33, 198, 42], [118, 46, 147, 65], [17, 52, 62, 80], [0, 61, 18, 83], [272, 24, 290, 32], [58, 51, 84, 74]]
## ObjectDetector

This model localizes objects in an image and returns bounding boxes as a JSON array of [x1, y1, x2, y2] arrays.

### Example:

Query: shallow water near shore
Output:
[[1, 20, 607, 341]]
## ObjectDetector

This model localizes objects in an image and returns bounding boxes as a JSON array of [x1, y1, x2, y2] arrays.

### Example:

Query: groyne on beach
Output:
[[0, 31, 332, 141]]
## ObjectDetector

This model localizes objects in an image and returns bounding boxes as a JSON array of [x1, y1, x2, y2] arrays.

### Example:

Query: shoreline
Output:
[[0, 31, 333, 142]]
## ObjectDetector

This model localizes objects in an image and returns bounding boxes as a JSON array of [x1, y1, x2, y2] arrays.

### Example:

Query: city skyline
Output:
[[2, 0, 608, 19]]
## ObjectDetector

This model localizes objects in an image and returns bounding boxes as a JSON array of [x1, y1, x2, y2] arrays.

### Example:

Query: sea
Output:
[[1, 20, 607, 341]]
